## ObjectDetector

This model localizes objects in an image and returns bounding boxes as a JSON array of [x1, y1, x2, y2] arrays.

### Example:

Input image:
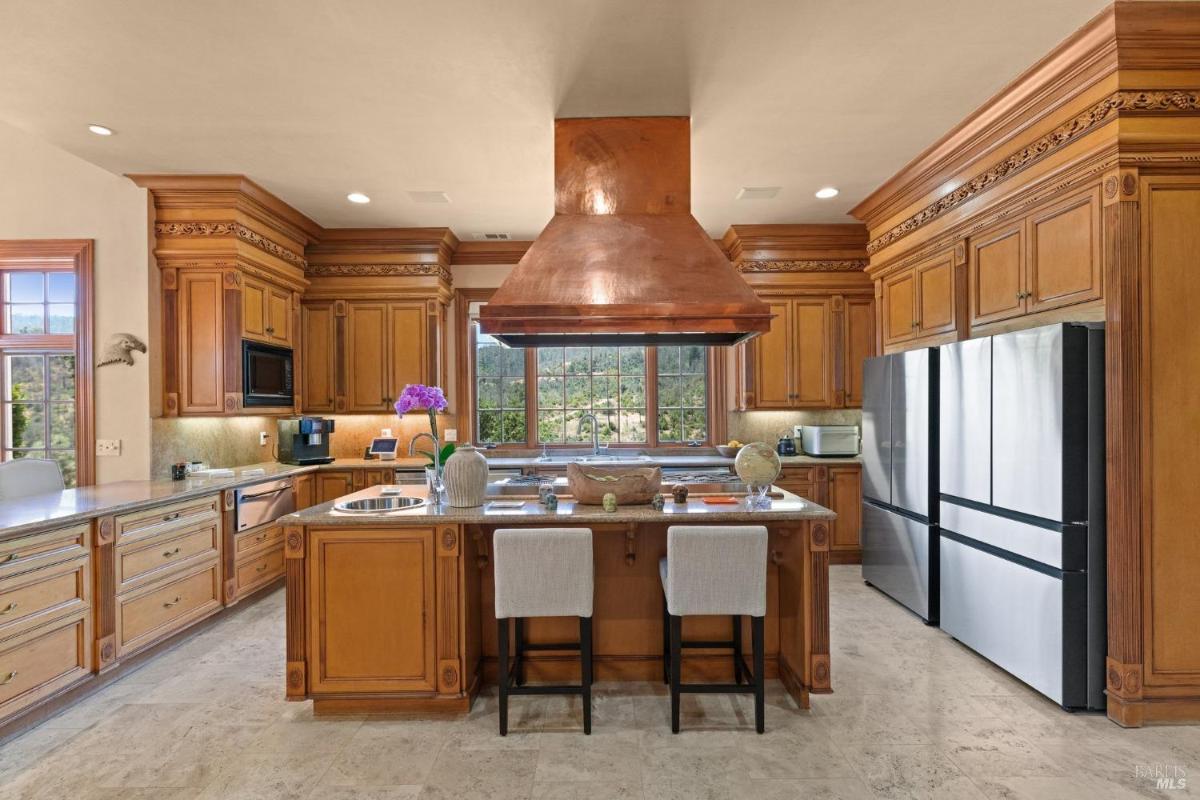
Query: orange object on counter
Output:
[[701, 496, 740, 505]]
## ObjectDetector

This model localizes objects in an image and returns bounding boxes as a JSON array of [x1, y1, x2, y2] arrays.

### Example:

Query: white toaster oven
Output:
[[795, 425, 860, 457]]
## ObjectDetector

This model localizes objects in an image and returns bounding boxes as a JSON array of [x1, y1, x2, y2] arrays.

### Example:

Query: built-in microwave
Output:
[[242, 340, 294, 407]]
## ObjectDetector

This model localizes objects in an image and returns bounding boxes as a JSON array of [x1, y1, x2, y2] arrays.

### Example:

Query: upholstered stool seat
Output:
[[660, 525, 768, 733], [493, 527, 594, 735]]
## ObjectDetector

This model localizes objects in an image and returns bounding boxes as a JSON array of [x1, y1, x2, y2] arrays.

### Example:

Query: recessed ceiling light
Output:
[[815, 187, 839, 199], [347, 192, 371, 204], [736, 186, 781, 200], [408, 190, 451, 204], [87, 124, 113, 136]]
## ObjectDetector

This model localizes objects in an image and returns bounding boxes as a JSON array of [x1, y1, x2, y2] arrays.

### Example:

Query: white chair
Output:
[[0, 459, 65, 501], [660, 524, 768, 734], [493, 527, 594, 735]]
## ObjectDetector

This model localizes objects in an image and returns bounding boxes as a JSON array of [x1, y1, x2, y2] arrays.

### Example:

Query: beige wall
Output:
[[0, 121, 151, 483]]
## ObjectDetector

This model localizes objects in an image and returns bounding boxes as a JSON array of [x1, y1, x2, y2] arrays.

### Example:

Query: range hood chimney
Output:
[[478, 117, 772, 347]]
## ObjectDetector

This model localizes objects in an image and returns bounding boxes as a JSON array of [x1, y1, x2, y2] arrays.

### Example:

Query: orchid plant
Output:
[[394, 384, 455, 469]]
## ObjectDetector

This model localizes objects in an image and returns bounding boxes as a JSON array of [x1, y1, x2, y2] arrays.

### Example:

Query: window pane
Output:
[[7, 404, 45, 448], [657, 375, 681, 407], [591, 347, 617, 374], [620, 410, 647, 443], [564, 347, 590, 375], [47, 304, 75, 334], [6, 354, 46, 401], [477, 343, 503, 376], [49, 403, 75, 449], [7, 272, 43, 303], [619, 347, 645, 373], [681, 374, 706, 407], [477, 378, 501, 410], [502, 377, 525, 408], [658, 346, 680, 374], [682, 345, 706, 374], [49, 356, 75, 400], [478, 411, 502, 444], [537, 377, 564, 409], [7, 305, 44, 333], [503, 346, 525, 376], [620, 376, 645, 407], [501, 410, 526, 443], [683, 409, 707, 442], [538, 410, 565, 443], [565, 377, 589, 408], [47, 272, 76, 302], [591, 376, 616, 408], [538, 348, 563, 376], [51, 450, 76, 487], [657, 410, 681, 443]]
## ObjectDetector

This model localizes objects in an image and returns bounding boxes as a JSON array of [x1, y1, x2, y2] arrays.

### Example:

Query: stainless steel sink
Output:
[[334, 496, 427, 513]]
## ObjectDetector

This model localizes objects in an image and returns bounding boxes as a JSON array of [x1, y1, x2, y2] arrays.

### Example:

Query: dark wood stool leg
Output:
[[498, 617, 510, 736], [661, 595, 670, 684], [581, 616, 593, 735], [514, 617, 526, 687], [669, 614, 682, 733], [732, 615, 744, 685], [752, 615, 765, 734]]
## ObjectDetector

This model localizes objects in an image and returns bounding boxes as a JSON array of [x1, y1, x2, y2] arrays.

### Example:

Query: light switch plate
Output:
[[96, 439, 121, 456], [444, 429, 458, 442], [259, 431, 270, 446]]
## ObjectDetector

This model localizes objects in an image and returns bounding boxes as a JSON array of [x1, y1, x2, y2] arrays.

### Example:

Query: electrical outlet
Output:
[[444, 429, 458, 443], [259, 431, 269, 446], [96, 439, 121, 456], [381, 428, 393, 437]]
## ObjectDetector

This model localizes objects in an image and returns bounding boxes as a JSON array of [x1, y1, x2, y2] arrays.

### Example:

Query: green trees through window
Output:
[[2, 352, 77, 485]]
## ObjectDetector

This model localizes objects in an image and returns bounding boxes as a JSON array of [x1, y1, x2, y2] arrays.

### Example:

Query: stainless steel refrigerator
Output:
[[938, 323, 1105, 710], [861, 348, 940, 623]]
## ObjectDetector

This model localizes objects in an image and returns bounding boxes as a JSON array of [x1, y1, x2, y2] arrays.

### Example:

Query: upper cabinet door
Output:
[[843, 297, 875, 408], [241, 277, 268, 342], [344, 302, 391, 412], [916, 250, 957, 336], [177, 271, 226, 415], [751, 300, 793, 407], [1028, 185, 1102, 314], [301, 302, 336, 412], [882, 269, 917, 345], [792, 298, 834, 407], [970, 220, 1026, 326], [267, 286, 292, 347], [386, 303, 429, 400]]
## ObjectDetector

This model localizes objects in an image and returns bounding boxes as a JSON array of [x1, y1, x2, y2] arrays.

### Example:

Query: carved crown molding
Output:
[[737, 259, 868, 273], [305, 262, 452, 283], [154, 221, 307, 268], [867, 90, 1200, 255]]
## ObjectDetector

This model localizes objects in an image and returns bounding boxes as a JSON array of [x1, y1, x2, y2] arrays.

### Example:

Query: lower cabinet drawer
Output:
[[0, 612, 92, 720], [235, 547, 284, 596], [116, 561, 222, 657], [0, 556, 90, 639], [234, 524, 283, 559], [116, 523, 220, 592], [0, 524, 89, 580]]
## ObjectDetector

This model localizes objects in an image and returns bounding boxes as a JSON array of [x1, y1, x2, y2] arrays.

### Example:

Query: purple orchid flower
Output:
[[394, 384, 448, 415]]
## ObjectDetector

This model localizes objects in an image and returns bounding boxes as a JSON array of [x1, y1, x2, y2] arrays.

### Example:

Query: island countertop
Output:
[[281, 483, 836, 526]]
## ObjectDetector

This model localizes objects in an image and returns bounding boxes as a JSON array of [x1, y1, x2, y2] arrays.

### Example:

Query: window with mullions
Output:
[[3, 271, 76, 334], [475, 328, 527, 445], [656, 345, 708, 443], [536, 346, 647, 444], [2, 352, 77, 484]]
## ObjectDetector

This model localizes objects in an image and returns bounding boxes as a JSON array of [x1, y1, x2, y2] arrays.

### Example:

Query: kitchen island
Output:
[[279, 483, 835, 715]]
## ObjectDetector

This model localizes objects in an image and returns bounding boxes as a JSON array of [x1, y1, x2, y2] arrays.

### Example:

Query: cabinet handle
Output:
[[163, 547, 181, 558], [1, 553, 17, 564], [163, 596, 182, 608], [256, 564, 268, 573], [162, 512, 181, 523], [0, 671, 16, 686], [911, 321, 919, 329], [266, 326, 275, 334], [254, 533, 268, 543], [0, 602, 18, 615]]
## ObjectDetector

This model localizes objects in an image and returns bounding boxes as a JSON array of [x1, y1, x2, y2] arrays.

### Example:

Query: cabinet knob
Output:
[[256, 563, 268, 573], [0, 602, 18, 616], [162, 547, 181, 559], [163, 596, 182, 609], [0, 671, 16, 686]]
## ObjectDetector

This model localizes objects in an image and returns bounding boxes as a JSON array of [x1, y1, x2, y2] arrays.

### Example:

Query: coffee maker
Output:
[[277, 416, 336, 465]]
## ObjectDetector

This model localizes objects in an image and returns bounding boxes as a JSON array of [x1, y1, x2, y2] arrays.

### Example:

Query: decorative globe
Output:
[[734, 442, 782, 487]]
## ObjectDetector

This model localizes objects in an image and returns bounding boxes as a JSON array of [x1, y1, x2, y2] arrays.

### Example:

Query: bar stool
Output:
[[493, 527, 594, 735], [660, 524, 768, 734]]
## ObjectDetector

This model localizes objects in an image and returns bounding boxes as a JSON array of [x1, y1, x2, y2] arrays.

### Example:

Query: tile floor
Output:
[[1, 567, 1197, 799]]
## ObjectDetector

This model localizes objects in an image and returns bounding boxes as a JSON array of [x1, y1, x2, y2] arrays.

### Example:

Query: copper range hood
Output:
[[478, 116, 772, 347]]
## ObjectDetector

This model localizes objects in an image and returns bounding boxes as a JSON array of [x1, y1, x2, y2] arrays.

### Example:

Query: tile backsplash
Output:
[[726, 409, 861, 448], [150, 413, 454, 478]]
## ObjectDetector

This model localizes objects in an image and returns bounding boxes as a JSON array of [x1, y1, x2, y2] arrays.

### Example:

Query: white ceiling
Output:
[[0, 0, 1108, 237]]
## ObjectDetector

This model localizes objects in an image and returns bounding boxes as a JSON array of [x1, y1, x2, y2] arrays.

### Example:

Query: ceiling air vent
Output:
[[736, 186, 781, 200], [480, 233, 511, 240], [408, 190, 451, 203]]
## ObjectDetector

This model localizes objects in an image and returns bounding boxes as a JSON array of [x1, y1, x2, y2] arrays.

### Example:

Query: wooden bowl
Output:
[[566, 463, 663, 505], [716, 445, 743, 458]]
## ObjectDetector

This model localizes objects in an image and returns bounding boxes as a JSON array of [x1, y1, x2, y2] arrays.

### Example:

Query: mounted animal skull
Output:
[[98, 332, 147, 367]]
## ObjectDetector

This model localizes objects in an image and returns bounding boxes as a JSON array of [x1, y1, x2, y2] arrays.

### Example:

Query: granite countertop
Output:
[[1, 451, 858, 542], [283, 483, 835, 526]]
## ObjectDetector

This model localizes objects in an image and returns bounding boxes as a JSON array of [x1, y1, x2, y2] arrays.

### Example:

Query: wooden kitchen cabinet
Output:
[[880, 245, 960, 348], [828, 465, 863, 562], [967, 185, 1102, 328], [174, 270, 227, 415], [387, 302, 429, 400], [316, 471, 355, 504], [242, 276, 294, 348], [294, 473, 315, 510], [301, 302, 336, 412], [741, 295, 870, 410], [306, 527, 437, 694], [345, 302, 391, 412], [882, 268, 918, 345]]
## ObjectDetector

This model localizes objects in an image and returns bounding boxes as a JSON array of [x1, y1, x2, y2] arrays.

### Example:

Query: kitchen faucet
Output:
[[577, 413, 601, 456], [408, 432, 443, 499]]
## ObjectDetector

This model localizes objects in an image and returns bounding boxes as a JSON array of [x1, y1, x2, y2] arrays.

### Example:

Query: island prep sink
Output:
[[334, 496, 428, 513]]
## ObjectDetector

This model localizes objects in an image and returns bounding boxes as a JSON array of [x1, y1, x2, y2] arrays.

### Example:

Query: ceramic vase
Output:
[[443, 444, 488, 507]]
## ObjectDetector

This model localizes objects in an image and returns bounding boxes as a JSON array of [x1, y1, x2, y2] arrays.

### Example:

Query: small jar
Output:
[[544, 493, 559, 511], [651, 493, 665, 511], [603, 492, 618, 513], [671, 484, 689, 504], [538, 484, 554, 505]]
